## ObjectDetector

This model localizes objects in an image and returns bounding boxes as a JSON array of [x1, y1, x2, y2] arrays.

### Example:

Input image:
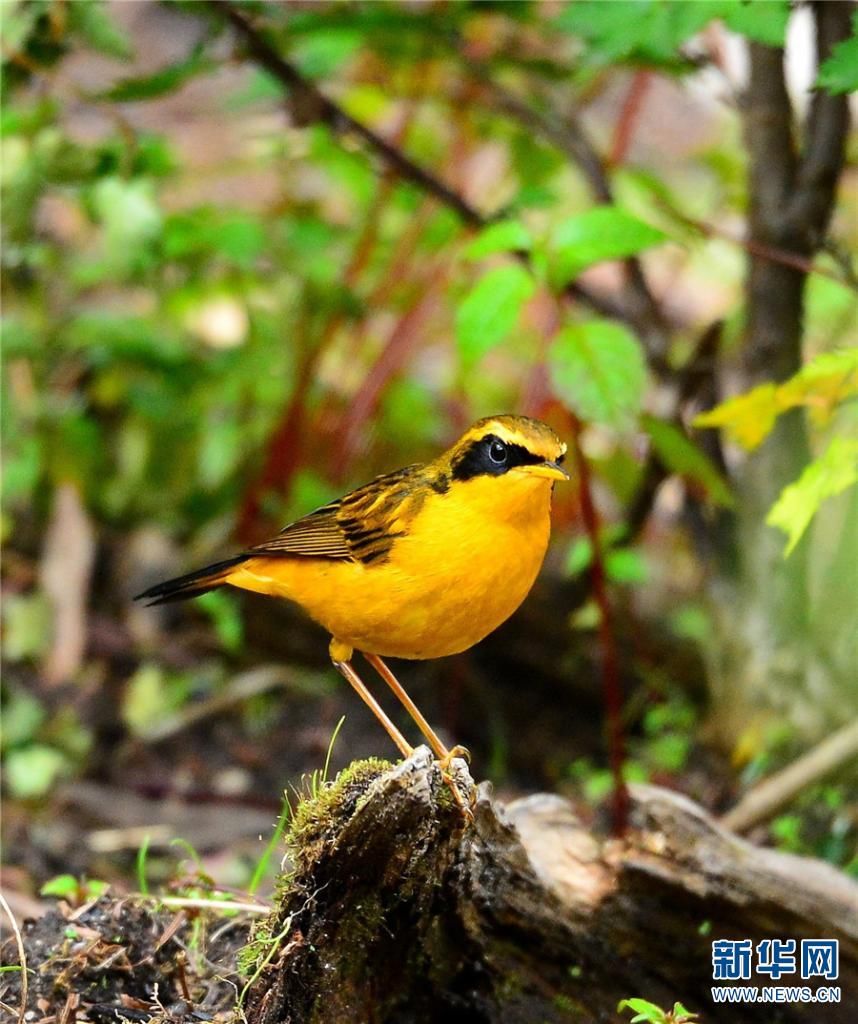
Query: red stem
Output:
[[608, 70, 652, 168], [570, 417, 628, 835], [333, 279, 444, 476]]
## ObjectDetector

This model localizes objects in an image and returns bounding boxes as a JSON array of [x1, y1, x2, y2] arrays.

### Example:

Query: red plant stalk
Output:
[[334, 275, 446, 476], [570, 416, 628, 835], [608, 70, 652, 168], [237, 104, 419, 543]]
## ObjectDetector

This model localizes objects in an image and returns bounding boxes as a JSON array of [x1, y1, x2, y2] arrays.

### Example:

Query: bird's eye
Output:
[[488, 439, 508, 464]]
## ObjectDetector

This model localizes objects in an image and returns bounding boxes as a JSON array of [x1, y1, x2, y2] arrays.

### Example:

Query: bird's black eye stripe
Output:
[[451, 434, 545, 481], [556, 452, 566, 465]]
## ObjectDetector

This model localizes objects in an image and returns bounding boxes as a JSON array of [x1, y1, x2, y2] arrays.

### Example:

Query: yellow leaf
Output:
[[693, 383, 779, 450], [776, 349, 858, 427]]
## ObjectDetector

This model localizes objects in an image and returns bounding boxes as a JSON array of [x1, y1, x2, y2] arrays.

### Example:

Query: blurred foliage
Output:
[[696, 349, 858, 553], [817, 9, 858, 95], [567, 691, 697, 803], [1, 0, 856, 873]]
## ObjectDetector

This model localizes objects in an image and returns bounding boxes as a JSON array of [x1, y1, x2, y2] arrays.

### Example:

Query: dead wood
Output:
[[243, 748, 857, 1023]]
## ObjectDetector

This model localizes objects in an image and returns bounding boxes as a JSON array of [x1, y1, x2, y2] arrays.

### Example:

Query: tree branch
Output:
[[214, 2, 483, 227], [721, 719, 858, 834], [785, 2, 852, 240]]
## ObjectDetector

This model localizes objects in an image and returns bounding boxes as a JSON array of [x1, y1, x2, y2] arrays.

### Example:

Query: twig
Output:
[[0, 890, 27, 1024], [720, 719, 858, 834], [658, 200, 857, 291], [141, 896, 271, 916], [570, 418, 628, 836], [215, 1, 482, 226], [608, 71, 652, 168]]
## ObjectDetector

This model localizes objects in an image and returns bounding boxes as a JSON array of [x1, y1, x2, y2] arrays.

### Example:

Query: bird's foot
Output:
[[437, 744, 471, 771], [435, 747, 475, 820]]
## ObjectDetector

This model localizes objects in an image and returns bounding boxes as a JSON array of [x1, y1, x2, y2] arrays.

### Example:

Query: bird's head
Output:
[[444, 415, 568, 488]]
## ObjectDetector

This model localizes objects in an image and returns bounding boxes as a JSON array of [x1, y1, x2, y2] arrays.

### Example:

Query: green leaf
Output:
[[817, 12, 858, 95], [5, 745, 68, 799], [293, 28, 363, 78], [605, 548, 648, 585], [647, 733, 691, 773], [766, 437, 858, 556], [69, 1, 132, 59], [196, 591, 243, 653], [549, 206, 666, 287], [455, 264, 535, 367], [566, 537, 594, 575], [556, 2, 714, 68], [164, 210, 266, 269], [548, 321, 648, 428], [122, 663, 168, 736], [100, 47, 216, 102], [556, 2, 788, 67], [463, 220, 533, 260], [2, 593, 51, 661], [642, 415, 733, 506], [617, 996, 667, 1023], [91, 176, 163, 259], [1, 691, 45, 749], [40, 874, 79, 898], [723, 0, 789, 47]]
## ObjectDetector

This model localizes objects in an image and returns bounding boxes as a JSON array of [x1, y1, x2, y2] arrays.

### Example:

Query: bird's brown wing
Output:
[[252, 465, 426, 565]]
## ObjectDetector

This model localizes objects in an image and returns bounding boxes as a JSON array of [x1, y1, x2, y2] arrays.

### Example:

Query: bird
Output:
[[136, 414, 568, 796]]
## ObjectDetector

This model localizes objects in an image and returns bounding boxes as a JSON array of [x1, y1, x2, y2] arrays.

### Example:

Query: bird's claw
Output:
[[436, 747, 475, 820], [437, 744, 471, 772]]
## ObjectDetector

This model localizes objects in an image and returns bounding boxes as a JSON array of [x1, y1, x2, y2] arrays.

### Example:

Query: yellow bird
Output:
[[137, 415, 568, 780]]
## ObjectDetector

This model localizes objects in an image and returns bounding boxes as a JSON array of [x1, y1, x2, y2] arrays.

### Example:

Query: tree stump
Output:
[[243, 748, 857, 1023]]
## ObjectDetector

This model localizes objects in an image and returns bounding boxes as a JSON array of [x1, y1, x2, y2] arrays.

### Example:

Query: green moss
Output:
[[237, 757, 391, 978], [287, 756, 391, 867]]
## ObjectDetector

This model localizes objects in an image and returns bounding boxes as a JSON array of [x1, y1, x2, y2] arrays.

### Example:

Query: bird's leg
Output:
[[330, 650, 413, 759], [364, 653, 453, 760], [364, 653, 472, 814]]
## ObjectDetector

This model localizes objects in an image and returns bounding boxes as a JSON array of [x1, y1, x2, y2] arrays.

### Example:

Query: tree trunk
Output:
[[707, 4, 853, 739], [244, 749, 857, 1024]]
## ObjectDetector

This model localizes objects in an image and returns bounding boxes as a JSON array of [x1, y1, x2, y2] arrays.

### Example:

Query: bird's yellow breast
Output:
[[227, 474, 553, 659]]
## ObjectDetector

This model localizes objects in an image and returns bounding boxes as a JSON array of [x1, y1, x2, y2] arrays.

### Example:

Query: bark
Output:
[[244, 749, 858, 1024]]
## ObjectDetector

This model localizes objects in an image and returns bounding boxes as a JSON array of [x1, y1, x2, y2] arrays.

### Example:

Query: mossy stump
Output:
[[243, 747, 858, 1024]]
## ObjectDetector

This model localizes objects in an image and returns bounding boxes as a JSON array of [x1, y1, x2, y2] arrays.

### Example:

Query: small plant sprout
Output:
[[618, 997, 699, 1024], [40, 875, 110, 906]]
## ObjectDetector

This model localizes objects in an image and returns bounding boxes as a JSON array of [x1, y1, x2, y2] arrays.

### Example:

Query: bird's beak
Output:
[[521, 461, 569, 482]]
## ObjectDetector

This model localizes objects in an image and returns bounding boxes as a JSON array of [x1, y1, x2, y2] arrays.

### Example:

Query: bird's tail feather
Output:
[[135, 554, 249, 606]]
